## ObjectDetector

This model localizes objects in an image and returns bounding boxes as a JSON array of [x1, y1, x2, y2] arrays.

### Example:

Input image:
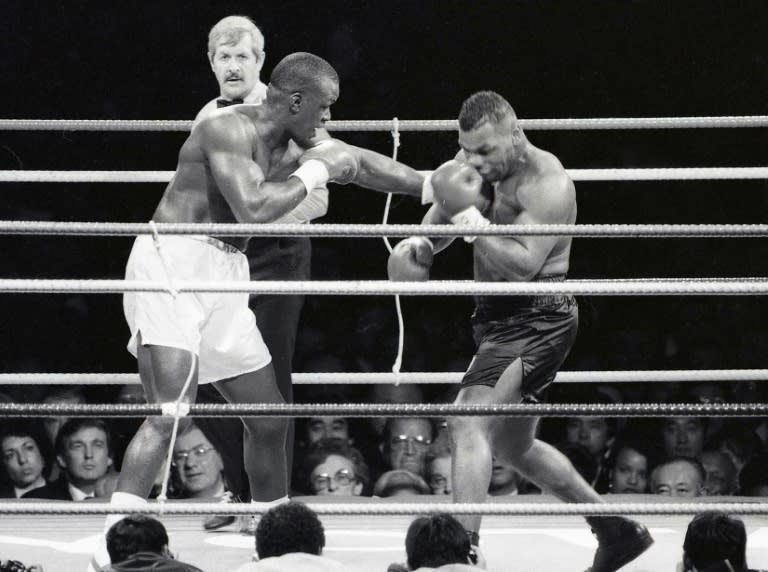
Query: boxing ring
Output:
[[1, 115, 768, 571]]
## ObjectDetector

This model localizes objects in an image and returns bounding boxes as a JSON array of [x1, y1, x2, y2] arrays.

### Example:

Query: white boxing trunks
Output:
[[124, 235, 271, 384]]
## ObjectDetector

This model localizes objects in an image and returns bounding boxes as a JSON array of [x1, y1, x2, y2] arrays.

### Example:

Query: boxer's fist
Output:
[[299, 138, 359, 184], [431, 159, 485, 217], [387, 236, 434, 281]]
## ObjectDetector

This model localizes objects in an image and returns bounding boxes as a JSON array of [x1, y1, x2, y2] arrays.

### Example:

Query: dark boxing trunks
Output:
[[461, 275, 578, 403]]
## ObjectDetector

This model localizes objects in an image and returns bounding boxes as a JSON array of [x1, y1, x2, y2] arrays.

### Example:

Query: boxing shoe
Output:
[[386, 563, 409, 572], [586, 516, 653, 572], [202, 491, 238, 531]]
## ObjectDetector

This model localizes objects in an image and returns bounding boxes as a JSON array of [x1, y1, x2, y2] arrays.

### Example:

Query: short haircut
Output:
[[458, 90, 516, 132], [297, 437, 370, 494], [55, 418, 111, 457], [256, 501, 325, 558], [405, 513, 471, 570], [106, 514, 169, 564], [683, 511, 747, 571], [269, 52, 338, 93], [207, 15, 264, 60], [0, 421, 51, 473], [651, 456, 705, 488]]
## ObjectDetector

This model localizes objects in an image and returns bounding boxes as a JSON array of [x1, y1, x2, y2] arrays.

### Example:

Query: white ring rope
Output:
[[0, 278, 766, 295], [4, 167, 768, 183], [2, 221, 768, 237], [1, 370, 766, 386], [0, 501, 765, 516], [4, 116, 768, 131]]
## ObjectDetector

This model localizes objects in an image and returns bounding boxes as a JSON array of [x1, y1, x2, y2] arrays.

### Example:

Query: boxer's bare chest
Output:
[[489, 177, 527, 223]]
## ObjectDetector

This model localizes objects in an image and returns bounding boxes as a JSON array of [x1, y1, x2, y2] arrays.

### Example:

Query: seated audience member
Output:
[[0, 422, 50, 498], [40, 387, 87, 482], [172, 423, 227, 500], [296, 437, 370, 497], [487, 420, 519, 497], [661, 416, 706, 461], [105, 513, 202, 572], [738, 453, 768, 497], [389, 513, 486, 572], [563, 414, 615, 492], [424, 434, 452, 496], [699, 450, 738, 496], [301, 417, 352, 447], [232, 501, 351, 571], [607, 435, 655, 494], [374, 470, 430, 498], [685, 382, 726, 441], [715, 423, 763, 476], [24, 418, 113, 500], [680, 511, 765, 572], [365, 384, 425, 441], [650, 457, 705, 498], [380, 418, 435, 480]]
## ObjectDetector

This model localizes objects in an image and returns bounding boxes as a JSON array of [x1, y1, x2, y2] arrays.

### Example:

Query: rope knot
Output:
[[160, 401, 190, 417]]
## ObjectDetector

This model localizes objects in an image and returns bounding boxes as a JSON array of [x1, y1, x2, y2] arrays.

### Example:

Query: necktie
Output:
[[216, 98, 244, 108]]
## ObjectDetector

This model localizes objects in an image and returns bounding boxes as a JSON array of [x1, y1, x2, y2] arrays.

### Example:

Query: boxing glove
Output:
[[387, 237, 434, 282], [431, 159, 490, 241]]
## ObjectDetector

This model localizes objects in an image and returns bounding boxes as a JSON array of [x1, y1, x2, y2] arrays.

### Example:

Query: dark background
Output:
[[0, 1, 767, 397]]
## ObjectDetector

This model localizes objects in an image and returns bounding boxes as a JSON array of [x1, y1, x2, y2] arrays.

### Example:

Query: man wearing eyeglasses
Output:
[[380, 418, 435, 480], [172, 424, 226, 500]]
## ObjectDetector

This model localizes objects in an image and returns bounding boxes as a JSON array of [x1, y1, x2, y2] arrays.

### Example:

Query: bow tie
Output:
[[216, 98, 244, 108]]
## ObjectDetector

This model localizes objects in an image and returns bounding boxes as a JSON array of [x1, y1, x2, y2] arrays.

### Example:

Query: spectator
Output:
[[172, 423, 227, 500], [0, 560, 44, 572], [700, 450, 738, 496], [296, 437, 370, 497], [24, 418, 113, 500], [607, 437, 654, 494], [40, 387, 87, 482], [380, 418, 435, 479], [680, 511, 764, 572], [232, 501, 351, 571], [563, 415, 614, 491], [650, 457, 705, 498], [714, 424, 763, 476], [398, 513, 485, 571], [738, 453, 768, 497], [105, 514, 202, 572], [0, 422, 50, 498], [424, 433, 452, 496], [374, 470, 430, 498], [301, 417, 352, 447], [661, 417, 706, 460]]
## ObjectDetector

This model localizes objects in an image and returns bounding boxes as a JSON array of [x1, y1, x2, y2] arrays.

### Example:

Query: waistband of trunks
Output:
[[186, 235, 245, 255], [473, 274, 569, 317]]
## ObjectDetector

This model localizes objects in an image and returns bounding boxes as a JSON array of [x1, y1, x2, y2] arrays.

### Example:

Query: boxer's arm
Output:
[[353, 146, 425, 197], [474, 174, 574, 281], [200, 116, 311, 223], [421, 204, 456, 254], [274, 186, 329, 223]]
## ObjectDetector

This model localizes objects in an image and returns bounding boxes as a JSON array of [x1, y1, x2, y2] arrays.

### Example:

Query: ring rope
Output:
[[0, 501, 765, 516], [1, 370, 766, 386], [0, 278, 766, 295], [0, 402, 766, 418], [5, 167, 768, 182], [2, 221, 768, 237], [4, 116, 768, 132]]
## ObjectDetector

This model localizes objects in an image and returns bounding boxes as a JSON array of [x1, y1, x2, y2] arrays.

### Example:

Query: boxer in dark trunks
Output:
[[388, 91, 652, 572]]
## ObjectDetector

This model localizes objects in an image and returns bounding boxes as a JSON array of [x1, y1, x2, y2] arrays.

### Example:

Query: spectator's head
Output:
[[172, 423, 225, 499], [256, 501, 325, 558], [42, 387, 86, 446], [715, 423, 762, 474], [405, 513, 475, 570], [298, 437, 369, 496], [373, 469, 430, 498], [661, 417, 706, 460], [381, 417, 435, 476], [682, 511, 748, 572], [424, 434, 452, 495], [0, 422, 49, 490], [738, 453, 768, 497], [564, 416, 614, 460], [608, 435, 654, 494], [106, 514, 170, 564], [650, 457, 705, 498], [55, 418, 113, 491], [699, 450, 737, 496], [207, 15, 265, 100], [302, 416, 351, 447]]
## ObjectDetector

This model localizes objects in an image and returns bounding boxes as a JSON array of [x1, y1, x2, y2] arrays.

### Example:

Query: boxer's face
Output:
[[211, 33, 263, 101], [292, 76, 338, 145], [458, 115, 517, 182]]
